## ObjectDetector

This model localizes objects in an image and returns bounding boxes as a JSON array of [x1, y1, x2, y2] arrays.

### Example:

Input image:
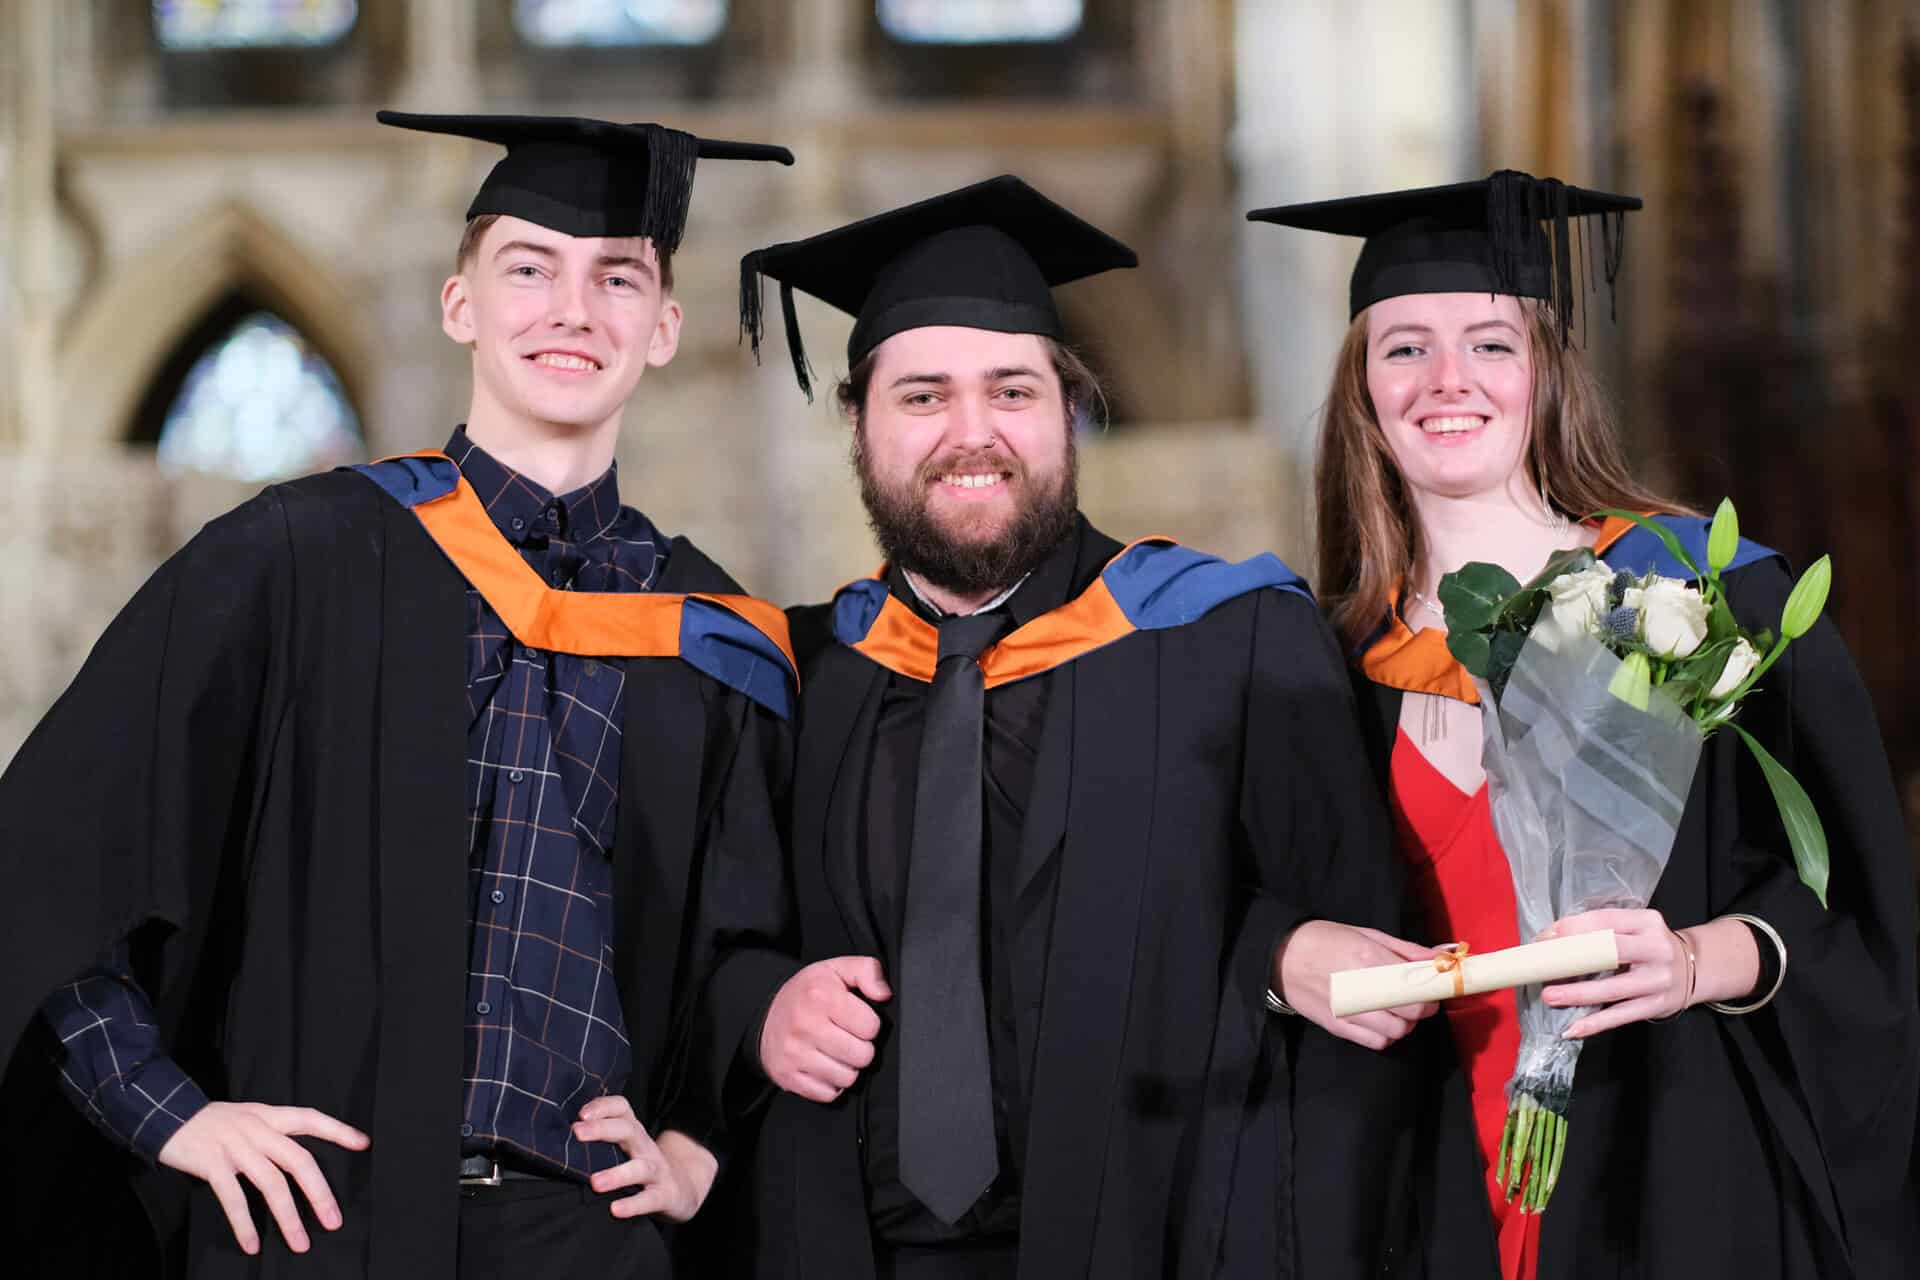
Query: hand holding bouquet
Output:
[[1438, 500, 1830, 1213]]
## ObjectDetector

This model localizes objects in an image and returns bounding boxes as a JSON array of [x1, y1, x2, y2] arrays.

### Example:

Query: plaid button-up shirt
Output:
[[41, 429, 665, 1178]]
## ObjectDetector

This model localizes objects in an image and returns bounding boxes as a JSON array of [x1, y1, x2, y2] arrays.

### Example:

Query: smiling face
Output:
[[851, 325, 1080, 596], [1364, 291, 1536, 505], [440, 215, 682, 444]]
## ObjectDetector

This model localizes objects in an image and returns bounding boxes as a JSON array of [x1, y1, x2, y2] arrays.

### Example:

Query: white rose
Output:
[[1708, 637, 1761, 699], [1539, 563, 1615, 644], [1624, 577, 1710, 659]]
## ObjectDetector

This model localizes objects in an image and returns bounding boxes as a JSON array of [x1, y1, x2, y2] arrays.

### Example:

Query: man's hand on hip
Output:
[[575, 1096, 716, 1222], [157, 1101, 369, 1256]]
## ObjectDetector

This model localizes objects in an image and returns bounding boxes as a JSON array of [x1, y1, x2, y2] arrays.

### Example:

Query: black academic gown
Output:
[[0, 470, 789, 1279], [1359, 556, 1920, 1279], [697, 517, 1433, 1279]]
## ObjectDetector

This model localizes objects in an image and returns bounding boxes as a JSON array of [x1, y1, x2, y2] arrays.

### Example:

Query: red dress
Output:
[[1389, 726, 1541, 1280]]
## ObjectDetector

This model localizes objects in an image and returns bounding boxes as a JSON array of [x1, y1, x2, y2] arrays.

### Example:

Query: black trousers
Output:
[[457, 1179, 672, 1279]]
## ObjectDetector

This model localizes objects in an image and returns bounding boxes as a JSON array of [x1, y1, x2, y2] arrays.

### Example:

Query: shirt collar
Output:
[[445, 426, 622, 545]]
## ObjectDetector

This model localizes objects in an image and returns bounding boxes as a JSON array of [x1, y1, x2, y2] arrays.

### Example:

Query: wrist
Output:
[[1681, 917, 1763, 1006], [1269, 921, 1311, 1008], [656, 1130, 718, 1209]]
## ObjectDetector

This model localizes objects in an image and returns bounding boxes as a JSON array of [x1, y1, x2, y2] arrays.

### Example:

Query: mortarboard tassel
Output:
[[1547, 177, 1573, 347], [1600, 209, 1627, 324], [739, 249, 768, 363], [641, 125, 701, 259], [780, 280, 814, 402], [1486, 169, 1527, 299]]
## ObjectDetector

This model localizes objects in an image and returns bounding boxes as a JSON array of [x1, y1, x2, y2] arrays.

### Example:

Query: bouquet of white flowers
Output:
[[1437, 500, 1830, 1213]]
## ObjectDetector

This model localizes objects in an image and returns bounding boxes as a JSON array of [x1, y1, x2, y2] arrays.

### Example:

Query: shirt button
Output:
[[460, 1123, 474, 1138], [583, 660, 599, 677], [510, 516, 525, 531], [490, 889, 505, 904], [476, 1001, 491, 1015], [508, 769, 524, 783]]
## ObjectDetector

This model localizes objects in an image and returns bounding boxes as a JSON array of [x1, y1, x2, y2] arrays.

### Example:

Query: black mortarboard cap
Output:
[[739, 175, 1137, 399], [1247, 170, 1642, 343], [376, 111, 794, 257]]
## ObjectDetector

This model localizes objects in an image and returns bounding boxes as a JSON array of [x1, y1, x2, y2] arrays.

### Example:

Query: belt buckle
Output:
[[459, 1159, 504, 1188]]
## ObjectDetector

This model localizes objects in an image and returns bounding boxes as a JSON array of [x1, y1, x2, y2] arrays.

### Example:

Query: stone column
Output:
[[7, 0, 59, 455], [1234, 0, 1475, 550]]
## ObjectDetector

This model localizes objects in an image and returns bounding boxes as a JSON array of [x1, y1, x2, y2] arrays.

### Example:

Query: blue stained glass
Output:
[[156, 313, 362, 483], [878, 0, 1083, 44], [514, 0, 728, 47], [153, 0, 358, 50]]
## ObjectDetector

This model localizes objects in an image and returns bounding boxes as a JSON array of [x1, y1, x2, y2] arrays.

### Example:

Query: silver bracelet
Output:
[[1264, 987, 1298, 1016], [1706, 912, 1788, 1015]]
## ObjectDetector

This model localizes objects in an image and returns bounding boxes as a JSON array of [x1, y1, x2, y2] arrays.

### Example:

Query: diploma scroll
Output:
[[1328, 930, 1620, 1018]]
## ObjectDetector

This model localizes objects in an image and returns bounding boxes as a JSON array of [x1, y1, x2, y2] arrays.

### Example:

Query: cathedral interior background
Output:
[[3, 1, 1918, 867]]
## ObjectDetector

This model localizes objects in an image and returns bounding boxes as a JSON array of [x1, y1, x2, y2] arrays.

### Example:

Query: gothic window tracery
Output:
[[512, 0, 728, 47], [148, 308, 362, 483], [152, 0, 358, 50], [877, 0, 1082, 45]]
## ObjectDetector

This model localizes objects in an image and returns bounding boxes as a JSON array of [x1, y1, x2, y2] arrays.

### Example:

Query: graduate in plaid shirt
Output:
[[0, 113, 798, 1278]]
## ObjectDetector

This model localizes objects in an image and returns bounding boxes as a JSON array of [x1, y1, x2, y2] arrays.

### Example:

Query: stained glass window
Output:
[[514, 0, 728, 47], [155, 313, 362, 483], [153, 0, 359, 50], [878, 0, 1083, 45]]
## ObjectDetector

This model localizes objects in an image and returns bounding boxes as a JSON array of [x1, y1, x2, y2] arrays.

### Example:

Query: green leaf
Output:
[[1707, 498, 1739, 575], [1498, 587, 1550, 631], [1732, 724, 1830, 908], [1607, 651, 1653, 711], [1780, 555, 1832, 640], [1521, 546, 1598, 593], [1706, 593, 1740, 644], [1589, 509, 1704, 584], [1446, 628, 1493, 677], [1671, 638, 1735, 692], [1438, 562, 1523, 632], [1486, 629, 1528, 701]]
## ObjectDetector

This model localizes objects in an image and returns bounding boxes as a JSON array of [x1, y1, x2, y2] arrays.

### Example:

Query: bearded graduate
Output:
[[690, 176, 1445, 1279], [0, 114, 800, 1277], [1249, 173, 1920, 1278]]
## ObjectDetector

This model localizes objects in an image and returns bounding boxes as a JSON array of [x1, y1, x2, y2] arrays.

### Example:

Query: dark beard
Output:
[[854, 429, 1080, 598]]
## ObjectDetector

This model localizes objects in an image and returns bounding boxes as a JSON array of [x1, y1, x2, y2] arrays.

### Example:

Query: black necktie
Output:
[[898, 611, 1007, 1225]]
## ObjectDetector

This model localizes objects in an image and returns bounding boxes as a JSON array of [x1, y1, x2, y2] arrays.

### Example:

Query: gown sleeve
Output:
[[1201, 588, 1429, 1275], [1, 486, 292, 1068], [1711, 556, 1920, 1271]]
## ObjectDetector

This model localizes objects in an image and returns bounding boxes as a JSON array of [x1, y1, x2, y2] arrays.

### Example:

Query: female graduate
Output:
[[1248, 172, 1920, 1279]]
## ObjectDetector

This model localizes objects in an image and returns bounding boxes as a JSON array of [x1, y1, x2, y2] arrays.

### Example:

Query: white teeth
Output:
[[533, 353, 598, 371], [941, 473, 1005, 489], [1421, 415, 1483, 434]]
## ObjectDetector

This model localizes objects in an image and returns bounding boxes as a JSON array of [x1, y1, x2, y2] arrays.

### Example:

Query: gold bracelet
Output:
[[1706, 913, 1788, 1015], [1649, 927, 1698, 1022]]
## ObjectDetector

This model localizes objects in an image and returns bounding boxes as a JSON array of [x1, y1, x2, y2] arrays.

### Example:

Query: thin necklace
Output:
[[1405, 586, 1445, 621]]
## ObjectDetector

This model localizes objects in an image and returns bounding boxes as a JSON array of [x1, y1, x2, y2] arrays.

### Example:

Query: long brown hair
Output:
[[1314, 296, 1689, 649]]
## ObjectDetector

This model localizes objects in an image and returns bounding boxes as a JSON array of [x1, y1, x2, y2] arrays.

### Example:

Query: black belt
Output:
[[458, 1154, 555, 1186]]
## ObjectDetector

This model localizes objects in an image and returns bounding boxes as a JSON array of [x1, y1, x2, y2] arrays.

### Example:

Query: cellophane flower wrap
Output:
[[1438, 501, 1831, 1213], [1473, 629, 1701, 1208]]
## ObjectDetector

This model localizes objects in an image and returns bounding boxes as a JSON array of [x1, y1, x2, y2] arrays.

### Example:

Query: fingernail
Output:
[[292, 1233, 310, 1252], [323, 1210, 341, 1230]]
